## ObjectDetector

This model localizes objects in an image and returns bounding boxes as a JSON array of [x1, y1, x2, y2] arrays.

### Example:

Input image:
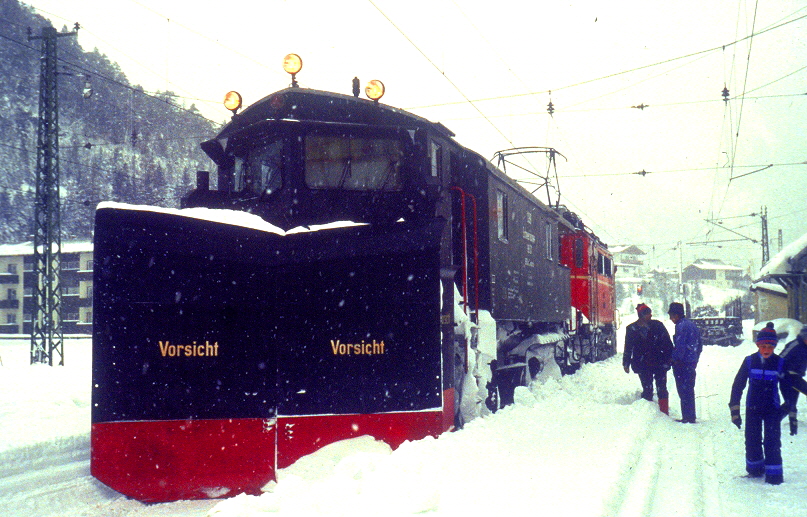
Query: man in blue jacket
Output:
[[668, 302, 702, 423]]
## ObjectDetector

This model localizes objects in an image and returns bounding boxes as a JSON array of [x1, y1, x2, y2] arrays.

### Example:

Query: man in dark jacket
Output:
[[668, 302, 702, 423], [780, 324, 807, 435], [729, 325, 784, 484], [623, 303, 674, 414]]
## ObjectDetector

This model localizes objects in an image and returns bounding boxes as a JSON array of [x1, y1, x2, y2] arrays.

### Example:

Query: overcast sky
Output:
[[22, 0, 807, 273]]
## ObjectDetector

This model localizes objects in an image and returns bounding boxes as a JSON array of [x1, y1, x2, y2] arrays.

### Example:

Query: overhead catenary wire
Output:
[[404, 11, 807, 111]]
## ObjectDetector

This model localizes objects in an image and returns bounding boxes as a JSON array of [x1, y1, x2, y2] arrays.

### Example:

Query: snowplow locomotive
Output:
[[91, 55, 616, 502]]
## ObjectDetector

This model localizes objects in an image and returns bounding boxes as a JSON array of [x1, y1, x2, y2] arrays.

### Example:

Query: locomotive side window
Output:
[[245, 140, 284, 196], [496, 190, 508, 241], [233, 138, 284, 196], [430, 142, 442, 177], [305, 135, 403, 191], [574, 239, 584, 269], [544, 222, 552, 260], [596, 253, 613, 276]]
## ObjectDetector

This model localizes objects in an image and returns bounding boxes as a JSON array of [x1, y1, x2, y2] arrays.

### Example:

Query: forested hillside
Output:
[[0, 0, 218, 243]]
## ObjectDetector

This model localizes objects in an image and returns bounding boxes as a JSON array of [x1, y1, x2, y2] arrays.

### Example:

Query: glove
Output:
[[790, 414, 798, 436], [730, 404, 742, 429], [623, 365, 630, 374]]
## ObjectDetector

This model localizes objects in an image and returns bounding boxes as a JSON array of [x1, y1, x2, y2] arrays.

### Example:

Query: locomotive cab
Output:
[[183, 88, 445, 230]]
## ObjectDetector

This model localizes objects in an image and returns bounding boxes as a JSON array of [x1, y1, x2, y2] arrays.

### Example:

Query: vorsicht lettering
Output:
[[330, 339, 385, 356], [158, 340, 219, 357]]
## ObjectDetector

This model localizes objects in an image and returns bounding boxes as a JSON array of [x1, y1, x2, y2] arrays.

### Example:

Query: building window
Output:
[[84, 311, 93, 323], [6, 313, 16, 324], [63, 260, 80, 270], [7, 263, 17, 274], [85, 285, 93, 298], [7, 288, 16, 300], [64, 313, 79, 322], [85, 260, 94, 271], [496, 190, 509, 241]]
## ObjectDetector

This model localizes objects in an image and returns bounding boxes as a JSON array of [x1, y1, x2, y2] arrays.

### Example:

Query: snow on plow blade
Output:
[[91, 206, 445, 502]]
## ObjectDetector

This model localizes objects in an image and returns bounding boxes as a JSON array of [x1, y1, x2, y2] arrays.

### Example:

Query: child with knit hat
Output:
[[728, 323, 785, 484]]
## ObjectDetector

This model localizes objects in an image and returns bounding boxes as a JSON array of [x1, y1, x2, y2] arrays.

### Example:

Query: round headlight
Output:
[[365, 79, 385, 101], [283, 53, 303, 75], [223, 91, 242, 113]]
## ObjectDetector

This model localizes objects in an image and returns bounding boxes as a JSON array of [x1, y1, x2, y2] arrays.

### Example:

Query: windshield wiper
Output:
[[337, 157, 351, 188]]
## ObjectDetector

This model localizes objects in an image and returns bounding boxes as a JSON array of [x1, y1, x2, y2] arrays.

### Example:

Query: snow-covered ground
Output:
[[2, 321, 806, 517]]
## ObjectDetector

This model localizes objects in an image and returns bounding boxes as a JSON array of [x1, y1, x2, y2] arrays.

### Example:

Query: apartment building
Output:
[[0, 241, 93, 335]]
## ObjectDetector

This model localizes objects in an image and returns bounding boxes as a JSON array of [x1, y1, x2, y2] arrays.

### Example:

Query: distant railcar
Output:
[[91, 56, 617, 502]]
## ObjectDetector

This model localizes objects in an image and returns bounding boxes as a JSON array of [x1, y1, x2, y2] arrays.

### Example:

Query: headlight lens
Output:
[[365, 80, 385, 101]]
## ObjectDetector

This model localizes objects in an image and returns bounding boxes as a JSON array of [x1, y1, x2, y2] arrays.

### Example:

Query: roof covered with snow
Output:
[[0, 241, 94, 256], [750, 281, 788, 295], [757, 230, 807, 279], [685, 259, 744, 271], [610, 245, 646, 255]]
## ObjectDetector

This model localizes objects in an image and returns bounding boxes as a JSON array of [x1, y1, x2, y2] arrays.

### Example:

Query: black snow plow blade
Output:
[[91, 205, 444, 501]]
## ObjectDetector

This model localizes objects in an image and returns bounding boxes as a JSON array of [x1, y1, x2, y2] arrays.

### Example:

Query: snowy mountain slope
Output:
[[1, 323, 805, 516]]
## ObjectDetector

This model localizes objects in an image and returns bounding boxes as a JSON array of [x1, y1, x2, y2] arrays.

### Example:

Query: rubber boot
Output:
[[658, 398, 669, 415]]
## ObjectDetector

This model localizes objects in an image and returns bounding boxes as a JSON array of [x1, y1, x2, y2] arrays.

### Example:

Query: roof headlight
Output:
[[223, 91, 242, 115], [365, 79, 385, 102], [283, 54, 303, 87]]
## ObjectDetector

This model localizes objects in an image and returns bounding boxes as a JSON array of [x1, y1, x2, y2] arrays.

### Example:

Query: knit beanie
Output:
[[756, 325, 777, 346], [667, 302, 685, 316]]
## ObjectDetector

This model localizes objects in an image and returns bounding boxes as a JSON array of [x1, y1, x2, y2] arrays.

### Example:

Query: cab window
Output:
[[234, 138, 284, 196], [305, 134, 403, 191]]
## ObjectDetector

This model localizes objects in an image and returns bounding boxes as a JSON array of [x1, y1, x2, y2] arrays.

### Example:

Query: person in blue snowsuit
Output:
[[729, 325, 785, 484], [668, 302, 702, 423], [780, 324, 807, 435]]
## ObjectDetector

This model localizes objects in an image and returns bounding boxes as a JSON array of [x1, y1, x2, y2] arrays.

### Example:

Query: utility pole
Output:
[[28, 24, 78, 366], [760, 205, 769, 267]]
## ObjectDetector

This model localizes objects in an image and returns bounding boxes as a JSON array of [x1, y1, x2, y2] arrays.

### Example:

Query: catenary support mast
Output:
[[28, 25, 78, 366]]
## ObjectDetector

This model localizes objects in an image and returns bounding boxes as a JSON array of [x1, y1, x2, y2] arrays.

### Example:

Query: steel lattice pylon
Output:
[[28, 26, 77, 366]]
